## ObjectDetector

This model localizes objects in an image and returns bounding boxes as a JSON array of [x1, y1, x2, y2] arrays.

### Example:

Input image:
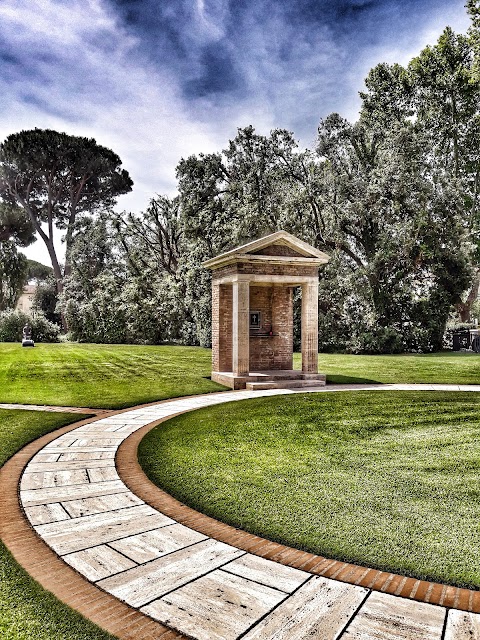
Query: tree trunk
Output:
[[456, 269, 480, 323], [44, 238, 68, 332]]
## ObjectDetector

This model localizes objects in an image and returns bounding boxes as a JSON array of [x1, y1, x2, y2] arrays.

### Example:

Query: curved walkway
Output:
[[3, 384, 480, 640]]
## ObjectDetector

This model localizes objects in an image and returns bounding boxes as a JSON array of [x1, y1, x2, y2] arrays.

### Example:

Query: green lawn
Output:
[[0, 343, 224, 408], [139, 391, 480, 588], [0, 409, 116, 640], [0, 343, 478, 409], [299, 350, 480, 385]]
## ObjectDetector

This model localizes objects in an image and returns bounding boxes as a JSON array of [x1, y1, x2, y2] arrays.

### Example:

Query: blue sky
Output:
[[0, 0, 471, 263]]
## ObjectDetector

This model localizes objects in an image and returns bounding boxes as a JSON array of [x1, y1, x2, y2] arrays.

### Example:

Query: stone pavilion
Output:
[[203, 231, 330, 390]]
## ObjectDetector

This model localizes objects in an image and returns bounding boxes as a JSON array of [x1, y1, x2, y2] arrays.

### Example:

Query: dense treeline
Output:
[[2, 10, 480, 352]]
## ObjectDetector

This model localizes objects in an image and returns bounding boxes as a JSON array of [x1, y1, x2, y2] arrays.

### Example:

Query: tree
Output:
[[0, 128, 133, 328], [0, 201, 35, 310], [27, 259, 53, 283], [360, 26, 480, 322], [314, 114, 472, 350], [114, 196, 184, 279]]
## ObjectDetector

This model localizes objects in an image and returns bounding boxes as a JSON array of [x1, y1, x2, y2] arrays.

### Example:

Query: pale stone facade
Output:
[[15, 284, 37, 314], [204, 231, 329, 390]]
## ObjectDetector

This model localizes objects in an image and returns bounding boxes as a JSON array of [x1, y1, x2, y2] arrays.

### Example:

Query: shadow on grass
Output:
[[326, 375, 381, 384]]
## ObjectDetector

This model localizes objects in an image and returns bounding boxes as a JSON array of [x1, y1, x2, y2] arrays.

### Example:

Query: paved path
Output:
[[11, 385, 480, 639]]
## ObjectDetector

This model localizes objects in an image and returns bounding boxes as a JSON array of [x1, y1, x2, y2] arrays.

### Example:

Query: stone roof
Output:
[[203, 231, 330, 270]]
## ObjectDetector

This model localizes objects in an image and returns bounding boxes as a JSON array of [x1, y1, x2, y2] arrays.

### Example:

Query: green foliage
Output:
[[63, 271, 186, 344], [27, 259, 53, 282], [0, 128, 133, 333], [0, 201, 35, 246], [32, 276, 61, 325], [0, 129, 133, 228], [361, 25, 480, 322], [55, 21, 479, 352], [59, 211, 193, 345], [0, 309, 59, 342], [0, 242, 28, 311], [0, 201, 35, 310]]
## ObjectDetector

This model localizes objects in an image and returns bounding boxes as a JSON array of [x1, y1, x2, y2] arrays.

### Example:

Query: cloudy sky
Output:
[[0, 0, 470, 264]]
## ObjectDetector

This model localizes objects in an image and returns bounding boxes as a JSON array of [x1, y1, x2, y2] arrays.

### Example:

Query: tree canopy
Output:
[[0, 201, 35, 311], [0, 129, 133, 317]]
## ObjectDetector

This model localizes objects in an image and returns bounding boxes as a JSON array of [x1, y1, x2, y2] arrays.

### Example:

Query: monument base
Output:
[[212, 370, 326, 391]]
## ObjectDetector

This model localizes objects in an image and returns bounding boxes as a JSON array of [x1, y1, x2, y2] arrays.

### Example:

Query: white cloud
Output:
[[0, 0, 233, 263], [2, 0, 473, 267]]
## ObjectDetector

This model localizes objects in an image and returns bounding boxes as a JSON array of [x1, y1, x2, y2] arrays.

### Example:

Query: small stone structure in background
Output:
[[203, 231, 329, 390]]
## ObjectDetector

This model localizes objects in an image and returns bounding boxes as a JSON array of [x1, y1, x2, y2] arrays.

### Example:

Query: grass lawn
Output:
[[297, 350, 480, 385], [0, 343, 478, 409], [0, 343, 224, 408], [0, 409, 116, 640], [139, 390, 480, 589]]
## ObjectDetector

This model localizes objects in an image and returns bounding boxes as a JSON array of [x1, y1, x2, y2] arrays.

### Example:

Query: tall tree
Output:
[[0, 128, 133, 327], [360, 26, 480, 321], [0, 201, 35, 310]]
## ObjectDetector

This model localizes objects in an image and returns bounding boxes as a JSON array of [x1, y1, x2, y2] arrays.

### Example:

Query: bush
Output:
[[0, 309, 60, 342], [346, 326, 404, 354]]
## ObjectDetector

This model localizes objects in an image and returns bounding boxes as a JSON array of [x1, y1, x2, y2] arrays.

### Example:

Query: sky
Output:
[[0, 0, 471, 265]]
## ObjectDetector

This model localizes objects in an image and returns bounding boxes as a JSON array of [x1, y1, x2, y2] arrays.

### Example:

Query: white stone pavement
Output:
[[18, 384, 480, 640]]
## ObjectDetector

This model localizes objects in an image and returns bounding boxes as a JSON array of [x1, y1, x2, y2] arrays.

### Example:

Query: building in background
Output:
[[15, 284, 36, 314]]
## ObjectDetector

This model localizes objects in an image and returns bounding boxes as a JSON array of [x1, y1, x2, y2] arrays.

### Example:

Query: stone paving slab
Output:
[[10, 385, 480, 639], [60, 492, 144, 518], [143, 568, 286, 640], [221, 553, 309, 593], [21, 479, 126, 506], [242, 576, 368, 640], [63, 544, 138, 581], [445, 610, 480, 639], [109, 523, 208, 564], [98, 539, 244, 607], [36, 504, 174, 555], [342, 591, 446, 639]]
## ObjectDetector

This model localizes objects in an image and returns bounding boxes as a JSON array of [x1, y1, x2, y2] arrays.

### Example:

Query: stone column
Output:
[[301, 280, 318, 373], [232, 280, 250, 375], [211, 281, 220, 372]]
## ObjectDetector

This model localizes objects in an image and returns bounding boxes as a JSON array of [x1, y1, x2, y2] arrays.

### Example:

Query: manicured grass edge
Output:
[[120, 396, 480, 613]]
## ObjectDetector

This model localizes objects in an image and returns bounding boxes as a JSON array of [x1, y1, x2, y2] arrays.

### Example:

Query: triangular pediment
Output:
[[203, 231, 330, 269]]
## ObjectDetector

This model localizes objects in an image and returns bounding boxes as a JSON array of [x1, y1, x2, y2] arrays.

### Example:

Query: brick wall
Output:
[[249, 286, 293, 370], [272, 286, 293, 369]]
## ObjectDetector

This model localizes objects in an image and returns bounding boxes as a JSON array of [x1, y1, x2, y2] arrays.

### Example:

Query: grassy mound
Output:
[[139, 390, 480, 588]]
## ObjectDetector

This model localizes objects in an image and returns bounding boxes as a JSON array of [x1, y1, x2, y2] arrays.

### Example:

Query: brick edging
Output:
[[0, 411, 187, 640], [116, 412, 480, 614]]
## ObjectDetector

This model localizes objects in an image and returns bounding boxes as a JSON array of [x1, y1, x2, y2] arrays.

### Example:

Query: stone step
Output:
[[245, 382, 279, 391], [245, 377, 326, 391]]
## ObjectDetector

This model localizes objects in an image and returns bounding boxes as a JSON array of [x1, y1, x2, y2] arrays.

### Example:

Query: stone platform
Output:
[[211, 369, 327, 390]]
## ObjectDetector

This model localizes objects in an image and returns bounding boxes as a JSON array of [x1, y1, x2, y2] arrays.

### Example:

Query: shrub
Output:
[[0, 309, 60, 342], [346, 326, 404, 354]]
